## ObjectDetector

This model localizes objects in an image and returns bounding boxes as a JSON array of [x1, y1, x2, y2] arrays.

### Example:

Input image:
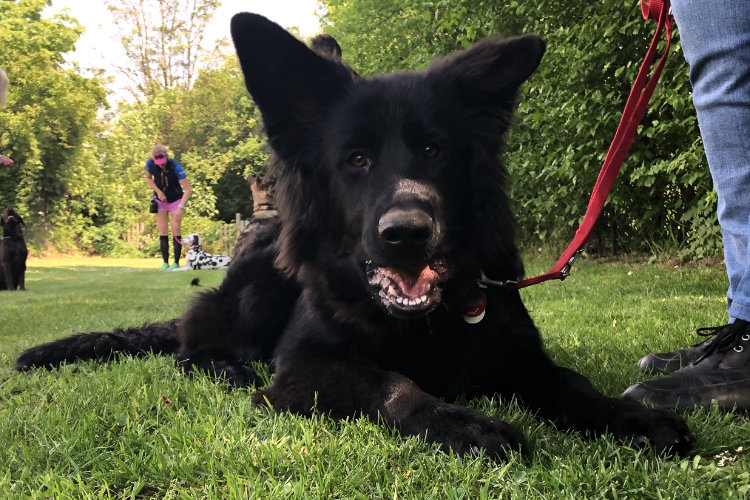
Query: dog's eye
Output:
[[423, 145, 439, 159], [347, 152, 371, 169]]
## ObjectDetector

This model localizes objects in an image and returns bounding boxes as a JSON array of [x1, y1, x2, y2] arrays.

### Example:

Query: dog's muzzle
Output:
[[366, 259, 447, 316]]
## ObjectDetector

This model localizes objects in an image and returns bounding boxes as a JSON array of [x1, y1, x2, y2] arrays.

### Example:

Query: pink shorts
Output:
[[156, 199, 182, 213]]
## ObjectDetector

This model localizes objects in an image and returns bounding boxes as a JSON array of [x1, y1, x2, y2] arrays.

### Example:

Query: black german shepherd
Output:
[[15, 14, 693, 459], [1, 206, 28, 291]]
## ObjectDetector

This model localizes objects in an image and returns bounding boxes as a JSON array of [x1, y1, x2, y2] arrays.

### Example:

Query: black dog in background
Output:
[[1, 206, 27, 291], [15, 14, 693, 459]]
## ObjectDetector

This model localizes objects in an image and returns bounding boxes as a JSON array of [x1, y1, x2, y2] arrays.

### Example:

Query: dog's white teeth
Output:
[[387, 285, 398, 297], [391, 295, 429, 307]]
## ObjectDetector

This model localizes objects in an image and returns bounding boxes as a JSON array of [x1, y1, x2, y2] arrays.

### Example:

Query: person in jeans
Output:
[[144, 144, 192, 270], [623, 0, 750, 410]]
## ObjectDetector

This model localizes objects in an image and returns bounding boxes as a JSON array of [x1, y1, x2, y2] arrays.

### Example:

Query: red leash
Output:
[[504, 0, 673, 290]]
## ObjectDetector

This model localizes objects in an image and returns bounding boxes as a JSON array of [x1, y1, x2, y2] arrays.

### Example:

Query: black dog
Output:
[[1, 206, 28, 291], [15, 14, 693, 458]]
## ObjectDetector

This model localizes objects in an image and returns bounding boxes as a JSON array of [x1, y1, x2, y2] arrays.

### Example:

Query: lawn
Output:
[[1, 256, 750, 498]]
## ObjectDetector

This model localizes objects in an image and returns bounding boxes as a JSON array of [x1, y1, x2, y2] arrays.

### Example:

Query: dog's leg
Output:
[[508, 346, 693, 455], [177, 286, 260, 386], [177, 353, 261, 388], [481, 288, 693, 455], [2, 261, 13, 290], [255, 356, 525, 460], [177, 267, 299, 387], [17, 261, 25, 290]]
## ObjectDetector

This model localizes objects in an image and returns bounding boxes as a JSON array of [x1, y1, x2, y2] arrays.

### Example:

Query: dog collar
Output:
[[462, 270, 519, 324], [476, 270, 518, 288], [463, 287, 487, 324]]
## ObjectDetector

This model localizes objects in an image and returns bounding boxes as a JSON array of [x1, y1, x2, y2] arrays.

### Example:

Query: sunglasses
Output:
[[153, 154, 167, 160]]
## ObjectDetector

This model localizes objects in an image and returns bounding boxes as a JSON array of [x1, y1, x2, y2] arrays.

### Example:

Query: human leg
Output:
[[624, 0, 750, 409], [673, 0, 750, 322], [170, 208, 183, 267], [156, 210, 170, 269]]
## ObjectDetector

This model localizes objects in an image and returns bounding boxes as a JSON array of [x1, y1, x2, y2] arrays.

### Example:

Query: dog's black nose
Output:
[[378, 208, 434, 249]]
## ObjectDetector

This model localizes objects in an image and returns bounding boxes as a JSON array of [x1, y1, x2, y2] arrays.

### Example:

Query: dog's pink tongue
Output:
[[382, 265, 438, 298]]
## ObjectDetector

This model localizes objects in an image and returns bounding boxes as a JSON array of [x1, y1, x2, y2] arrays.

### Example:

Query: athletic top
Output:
[[145, 158, 187, 203]]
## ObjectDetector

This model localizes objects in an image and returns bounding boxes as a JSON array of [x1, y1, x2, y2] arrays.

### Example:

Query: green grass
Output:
[[2, 257, 750, 498]]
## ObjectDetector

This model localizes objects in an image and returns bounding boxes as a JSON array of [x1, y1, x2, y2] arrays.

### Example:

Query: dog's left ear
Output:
[[231, 13, 354, 162], [428, 34, 545, 108]]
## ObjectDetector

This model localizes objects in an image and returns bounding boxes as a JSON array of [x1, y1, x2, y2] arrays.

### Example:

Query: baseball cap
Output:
[[152, 144, 168, 165]]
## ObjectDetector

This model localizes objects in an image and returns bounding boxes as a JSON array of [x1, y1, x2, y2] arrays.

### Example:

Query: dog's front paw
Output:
[[424, 406, 525, 460], [608, 402, 693, 455]]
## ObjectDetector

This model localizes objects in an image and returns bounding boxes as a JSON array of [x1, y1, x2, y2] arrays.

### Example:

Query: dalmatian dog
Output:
[[181, 234, 232, 270]]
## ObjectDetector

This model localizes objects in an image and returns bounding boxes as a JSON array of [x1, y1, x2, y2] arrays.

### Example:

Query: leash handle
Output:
[[641, 0, 666, 21], [509, 0, 673, 290]]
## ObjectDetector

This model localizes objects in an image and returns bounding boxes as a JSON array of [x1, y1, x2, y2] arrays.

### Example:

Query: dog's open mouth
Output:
[[366, 260, 447, 315]]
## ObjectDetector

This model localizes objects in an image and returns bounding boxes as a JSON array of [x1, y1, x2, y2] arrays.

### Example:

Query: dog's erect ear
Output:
[[231, 13, 354, 161], [428, 34, 545, 107], [3, 206, 23, 225], [309, 34, 342, 60]]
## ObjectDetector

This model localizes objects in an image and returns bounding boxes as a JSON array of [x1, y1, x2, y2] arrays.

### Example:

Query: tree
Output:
[[104, 0, 221, 101], [0, 0, 107, 250]]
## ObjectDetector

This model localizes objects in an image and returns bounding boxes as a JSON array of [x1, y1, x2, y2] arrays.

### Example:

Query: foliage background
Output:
[[0, 0, 719, 260]]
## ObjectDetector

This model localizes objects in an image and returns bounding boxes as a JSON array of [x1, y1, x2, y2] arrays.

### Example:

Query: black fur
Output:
[[15, 320, 180, 369], [0, 206, 28, 291], [14, 15, 693, 459]]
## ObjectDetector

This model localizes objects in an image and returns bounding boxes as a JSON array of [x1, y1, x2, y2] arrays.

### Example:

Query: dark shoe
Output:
[[638, 323, 733, 374], [623, 319, 750, 410], [622, 366, 750, 411]]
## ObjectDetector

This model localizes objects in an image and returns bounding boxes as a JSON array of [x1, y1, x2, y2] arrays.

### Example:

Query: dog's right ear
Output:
[[427, 34, 545, 113], [231, 13, 354, 163]]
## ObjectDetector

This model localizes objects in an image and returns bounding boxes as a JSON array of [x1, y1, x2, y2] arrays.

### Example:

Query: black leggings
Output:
[[173, 235, 182, 265], [159, 235, 169, 263], [160, 235, 183, 264]]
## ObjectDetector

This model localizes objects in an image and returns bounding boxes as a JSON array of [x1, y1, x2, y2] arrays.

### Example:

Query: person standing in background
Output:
[[144, 144, 192, 270]]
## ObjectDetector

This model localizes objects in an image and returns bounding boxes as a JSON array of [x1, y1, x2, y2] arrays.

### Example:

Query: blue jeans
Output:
[[671, 0, 750, 323]]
